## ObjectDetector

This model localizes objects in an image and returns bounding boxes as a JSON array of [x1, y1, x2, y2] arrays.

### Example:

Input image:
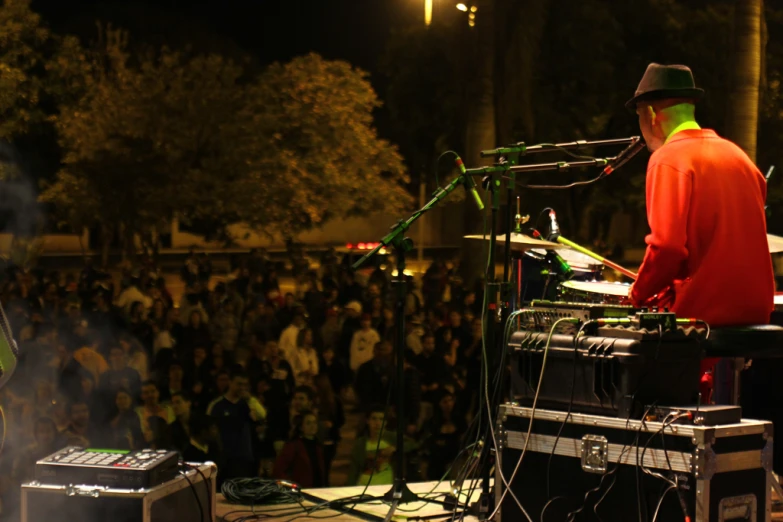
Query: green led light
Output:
[[85, 448, 130, 454]]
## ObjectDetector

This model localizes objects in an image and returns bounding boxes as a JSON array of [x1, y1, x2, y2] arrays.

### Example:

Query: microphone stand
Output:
[[351, 172, 478, 521], [462, 137, 639, 521]]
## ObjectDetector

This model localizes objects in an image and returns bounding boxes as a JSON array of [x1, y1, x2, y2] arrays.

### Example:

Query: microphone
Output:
[[454, 156, 485, 211], [602, 137, 645, 175], [0, 304, 18, 390], [542, 210, 574, 280]]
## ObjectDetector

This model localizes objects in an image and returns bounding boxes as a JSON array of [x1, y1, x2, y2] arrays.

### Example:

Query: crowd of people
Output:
[[0, 247, 485, 517]]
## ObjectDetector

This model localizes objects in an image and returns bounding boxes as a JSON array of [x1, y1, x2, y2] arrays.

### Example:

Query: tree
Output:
[[42, 42, 410, 261], [725, 0, 764, 162], [0, 0, 87, 140], [40, 30, 249, 263], [229, 53, 411, 236]]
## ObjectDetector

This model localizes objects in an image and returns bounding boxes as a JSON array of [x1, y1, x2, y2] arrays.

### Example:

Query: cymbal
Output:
[[464, 233, 563, 250], [769, 234, 783, 254]]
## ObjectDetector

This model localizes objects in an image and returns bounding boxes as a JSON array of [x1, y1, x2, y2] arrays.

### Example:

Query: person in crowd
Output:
[[354, 341, 394, 414], [136, 380, 175, 441], [108, 388, 144, 449], [338, 301, 362, 365], [289, 327, 319, 387], [415, 333, 446, 404], [62, 399, 105, 447], [169, 391, 196, 452], [72, 336, 109, 385], [313, 374, 344, 485], [350, 314, 380, 372], [268, 385, 315, 453], [101, 345, 143, 401], [424, 390, 466, 480], [187, 346, 212, 412], [160, 359, 187, 403], [180, 310, 211, 360], [13, 417, 63, 484], [207, 368, 266, 480], [182, 415, 224, 479], [319, 345, 348, 398], [272, 410, 326, 488], [319, 309, 341, 353], [347, 405, 417, 486], [55, 337, 89, 403], [120, 334, 149, 381], [211, 301, 240, 353], [279, 312, 306, 363]]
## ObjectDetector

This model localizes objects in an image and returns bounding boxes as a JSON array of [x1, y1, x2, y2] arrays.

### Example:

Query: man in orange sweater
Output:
[[627, 63, 774, 327], [627, 63, 775, 404]]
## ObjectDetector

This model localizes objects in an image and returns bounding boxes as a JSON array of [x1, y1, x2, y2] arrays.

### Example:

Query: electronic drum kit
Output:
[[465, 231, 783, 309]]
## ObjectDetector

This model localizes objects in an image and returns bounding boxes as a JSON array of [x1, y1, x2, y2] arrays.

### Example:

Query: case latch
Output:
[[65, 485, 106, 498], [581, 435, 608, 474]]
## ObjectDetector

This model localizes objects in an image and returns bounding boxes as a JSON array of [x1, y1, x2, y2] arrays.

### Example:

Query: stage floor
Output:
[[216, 479, 783, 521], [216, 480, 485, 521]]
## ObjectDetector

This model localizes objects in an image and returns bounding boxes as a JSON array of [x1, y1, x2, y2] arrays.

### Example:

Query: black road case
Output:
[[495, 404, 773, 522], [21, 462, 216, 522]]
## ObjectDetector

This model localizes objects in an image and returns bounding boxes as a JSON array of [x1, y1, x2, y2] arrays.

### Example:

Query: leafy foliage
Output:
[[233, 53, 411, 233], [38, 32, 409, 251], [0, 0, 88, 139]]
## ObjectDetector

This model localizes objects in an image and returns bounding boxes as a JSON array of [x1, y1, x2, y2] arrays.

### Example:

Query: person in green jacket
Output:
[[347, 405, 418, 486]]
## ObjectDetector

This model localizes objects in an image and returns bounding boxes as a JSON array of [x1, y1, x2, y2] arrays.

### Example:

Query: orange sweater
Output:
[[631, 129, 774, 326]]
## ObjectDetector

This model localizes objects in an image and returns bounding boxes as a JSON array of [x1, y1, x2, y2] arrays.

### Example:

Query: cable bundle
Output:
[[221, 478, 304, 506]]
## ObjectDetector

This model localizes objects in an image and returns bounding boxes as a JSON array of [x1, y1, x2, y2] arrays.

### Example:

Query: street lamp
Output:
[[456, 3, 476, 27]]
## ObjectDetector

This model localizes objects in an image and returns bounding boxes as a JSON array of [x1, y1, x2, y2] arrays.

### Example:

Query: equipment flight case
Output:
[[21, 462, 216, 522], [495, 403, 773, 522]]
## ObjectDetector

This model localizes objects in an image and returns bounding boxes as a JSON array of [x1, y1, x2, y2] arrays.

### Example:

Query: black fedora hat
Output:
[[625, 63, 704, 111]]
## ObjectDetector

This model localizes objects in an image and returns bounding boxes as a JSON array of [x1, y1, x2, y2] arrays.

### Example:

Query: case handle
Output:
[[718, 494, 756, 521]]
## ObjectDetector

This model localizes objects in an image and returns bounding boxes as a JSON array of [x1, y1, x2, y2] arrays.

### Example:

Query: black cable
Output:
[[182, 462, 213, 521], [180, 469, 206, 522], [657, 416, 691, 521], [544, 320, 593, 503], [221, 478, 305, 506], [511, 172, 607, 190], [532, 144, 599, 161], [533, 207, 554, 236], [435, 150, 460, 188], [558, 403, 656, 522]]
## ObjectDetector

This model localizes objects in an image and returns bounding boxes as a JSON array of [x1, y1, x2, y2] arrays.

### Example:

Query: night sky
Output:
[[32, 0, 423, 75]]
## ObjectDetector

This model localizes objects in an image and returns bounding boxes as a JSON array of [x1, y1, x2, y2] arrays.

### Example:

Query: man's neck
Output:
[[664, 119, 701, 144], [225, 393, 241, 403], [179, 411, 190, 424]]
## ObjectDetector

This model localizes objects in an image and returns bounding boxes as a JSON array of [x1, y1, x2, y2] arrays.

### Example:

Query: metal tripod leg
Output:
[[772, 473, 783, 504]]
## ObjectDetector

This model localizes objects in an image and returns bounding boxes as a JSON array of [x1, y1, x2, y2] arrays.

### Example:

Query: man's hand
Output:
[[627, 283, 635, 299], [380, 446, 396, 458]]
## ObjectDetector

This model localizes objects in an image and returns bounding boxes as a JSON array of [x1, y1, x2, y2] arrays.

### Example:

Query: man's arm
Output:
[[631, 163, 692, 305]]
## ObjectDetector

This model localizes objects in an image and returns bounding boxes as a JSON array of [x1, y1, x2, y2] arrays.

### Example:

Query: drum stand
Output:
[[461, 137, 640, 520]]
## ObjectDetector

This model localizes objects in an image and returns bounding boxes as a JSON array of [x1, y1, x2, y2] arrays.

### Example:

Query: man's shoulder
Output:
[[207, 396, 227, 414]]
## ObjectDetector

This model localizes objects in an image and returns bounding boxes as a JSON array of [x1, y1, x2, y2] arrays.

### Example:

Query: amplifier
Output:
[[36, 447, 179, 489]]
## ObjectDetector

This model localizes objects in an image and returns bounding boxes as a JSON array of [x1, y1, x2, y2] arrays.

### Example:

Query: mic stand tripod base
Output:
[[382, 478, 420, 506]]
